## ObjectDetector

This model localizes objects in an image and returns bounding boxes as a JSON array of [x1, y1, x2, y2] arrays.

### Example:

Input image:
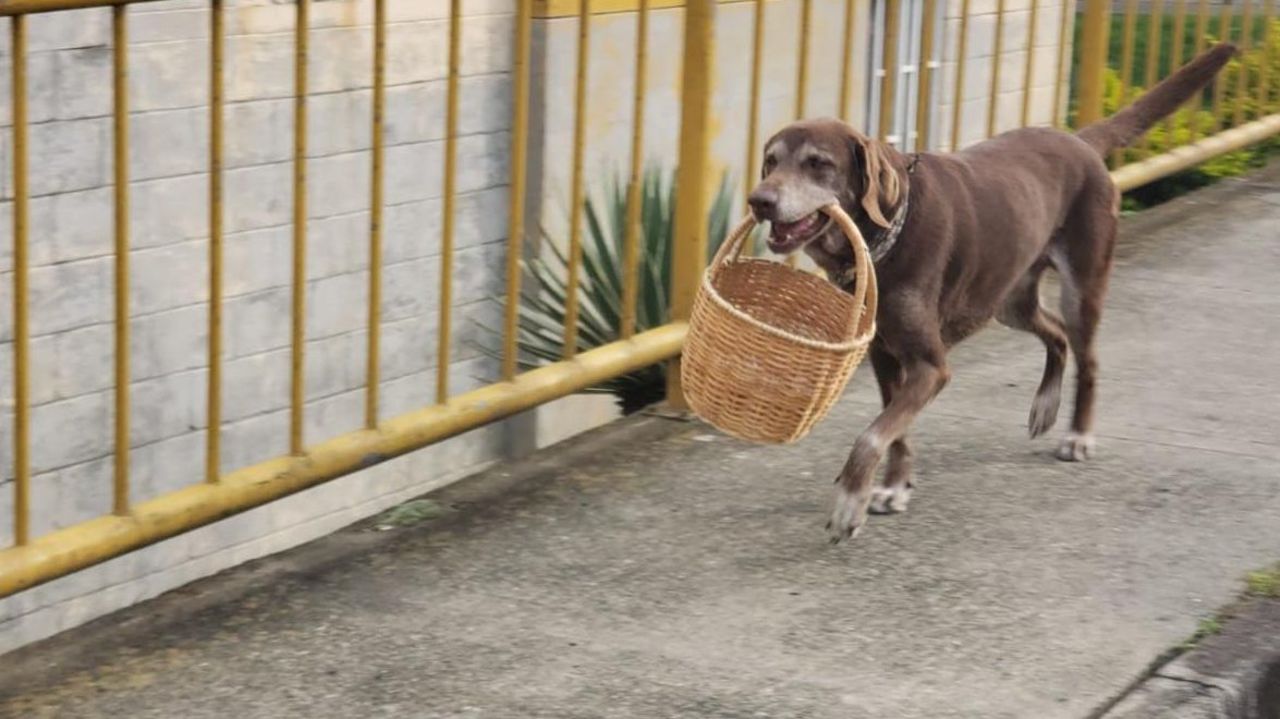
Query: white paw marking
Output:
[[828, 485, 868, 543], [1029, 388, 1061, 438], [1056, 432, 1096, 462], [868, 484, 912, 514]]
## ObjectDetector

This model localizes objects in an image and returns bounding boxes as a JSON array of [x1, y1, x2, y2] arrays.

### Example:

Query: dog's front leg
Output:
[[828, 351, 950, 543], [867, 346, 914, 514]]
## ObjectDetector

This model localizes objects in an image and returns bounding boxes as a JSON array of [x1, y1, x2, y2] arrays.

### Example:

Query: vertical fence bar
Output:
[[666, 0, 716, 409], [1212, 0, 1232, 132], [1189, 0, 1210, 141], [1144, 0, 1166, 93], [1021, 0, 1039, 127], [563, 1, 591, 359], [1052, 0, 1072, 126], [1166, 0, 1187, 141], [503, 0, 533, 380], [839, 0, 857, 119], [796, 0, 812, 118], [1114, 0, 1138, 164], [951, 0, 971, 148], [10, 16, 31, 545], [788, 0, 813, 267], [1076, 0, 1111, 127], [290, 0, 309, 454], [112, 6, 131, 515], [622, 0, 650, 339], [1141, 0, 1165, 153], [207, 0, 224, 481], [1194, 0, 1210, 56], [745, 0, 765, 204], [438, 0, 461, 401], [1259, 0, 1275, 112], [366, 0, 386, 424], [916, 0, 937, 149], [1234, 0, 1254, 126], [987, 0, 1006, 137], [879, 0, 901, 143]]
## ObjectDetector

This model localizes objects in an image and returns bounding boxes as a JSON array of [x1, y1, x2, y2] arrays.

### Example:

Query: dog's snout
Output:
[[748, 187, 778, 220]]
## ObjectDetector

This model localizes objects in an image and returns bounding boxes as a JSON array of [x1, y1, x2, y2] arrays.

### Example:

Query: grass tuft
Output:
[[1245, 564, 1280, 598], [376, 499, 446, 529], [1180, 615, 1224, 650]]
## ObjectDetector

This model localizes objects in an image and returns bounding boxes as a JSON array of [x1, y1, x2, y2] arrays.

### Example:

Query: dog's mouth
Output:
[[767, 212, 832, 254]]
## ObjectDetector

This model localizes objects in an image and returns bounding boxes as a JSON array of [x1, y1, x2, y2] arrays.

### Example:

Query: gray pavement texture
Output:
[[3, 163, 1280, 719]]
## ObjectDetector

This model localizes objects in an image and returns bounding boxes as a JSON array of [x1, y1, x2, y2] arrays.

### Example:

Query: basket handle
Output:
[[822, 203, 878, 339], [707, 214, 760, 272], [708, 206, 877, 340]]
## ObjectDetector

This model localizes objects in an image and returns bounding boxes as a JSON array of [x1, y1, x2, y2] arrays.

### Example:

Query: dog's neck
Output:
[[860, 148, 915, 258], [809, 155, 915, 291], [867, 182, 910, 263]]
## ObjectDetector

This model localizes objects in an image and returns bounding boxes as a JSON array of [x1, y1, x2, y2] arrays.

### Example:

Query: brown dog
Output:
[[747, 44, 1237, 542]]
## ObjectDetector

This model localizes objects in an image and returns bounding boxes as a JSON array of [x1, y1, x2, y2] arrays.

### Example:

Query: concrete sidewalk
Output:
[[3, 164, 1280, 719]]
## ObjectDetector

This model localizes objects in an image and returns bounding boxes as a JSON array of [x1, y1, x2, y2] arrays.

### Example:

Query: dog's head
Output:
[[748, 118, 901, 255]]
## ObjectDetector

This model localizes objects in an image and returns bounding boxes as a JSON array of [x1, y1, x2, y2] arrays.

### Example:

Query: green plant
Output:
[[1108, 15, 1268, 87], [376, 499, 445, 529], [479, 165, 736, 414], [1180, 615, 1224, 650], [1245, 564, 1280, 598]]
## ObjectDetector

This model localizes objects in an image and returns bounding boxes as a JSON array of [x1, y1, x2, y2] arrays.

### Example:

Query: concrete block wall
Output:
[[530, 0, 873, 237], [0, 0, 595, 654], [529, 0, 1074, 240], [934, 0, 1077, 150]]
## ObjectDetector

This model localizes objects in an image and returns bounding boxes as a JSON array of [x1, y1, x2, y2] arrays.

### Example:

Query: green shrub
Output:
[[478, 165, 735, 414], [1104, 14, 1269, 86]]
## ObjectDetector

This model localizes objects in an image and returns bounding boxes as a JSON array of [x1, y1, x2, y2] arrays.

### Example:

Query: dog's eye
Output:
[[763, 157, 777, 174], [804, 156, 830, 171]]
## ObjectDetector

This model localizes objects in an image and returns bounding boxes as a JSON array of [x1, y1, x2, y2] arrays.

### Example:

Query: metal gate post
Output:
[[666, 0, 717, 410], [1076, 0, 1111, 127]]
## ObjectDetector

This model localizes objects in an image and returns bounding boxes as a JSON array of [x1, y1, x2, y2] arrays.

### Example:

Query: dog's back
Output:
[[916, 42, 1238, 333]]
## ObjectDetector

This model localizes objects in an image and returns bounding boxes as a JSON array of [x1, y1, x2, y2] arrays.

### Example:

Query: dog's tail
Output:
[[1075, 43, 1236, 156]]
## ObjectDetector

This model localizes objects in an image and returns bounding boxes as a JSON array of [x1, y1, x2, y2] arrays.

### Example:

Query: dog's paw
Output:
[[868, 484, 912, 515], [1028, 389, 1061, 438], [1056, 432, 1096, 462], [827, 485, 869, 543]]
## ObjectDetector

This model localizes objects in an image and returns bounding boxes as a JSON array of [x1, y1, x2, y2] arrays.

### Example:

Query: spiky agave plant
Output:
[[480, 165, 735, 414]]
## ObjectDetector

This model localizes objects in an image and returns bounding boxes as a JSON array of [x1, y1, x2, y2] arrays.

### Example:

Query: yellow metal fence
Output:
[[1, 0, 1278, 598]]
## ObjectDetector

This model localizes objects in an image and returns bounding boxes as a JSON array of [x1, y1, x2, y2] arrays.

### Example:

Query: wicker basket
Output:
[[681, 203, 878, 444]]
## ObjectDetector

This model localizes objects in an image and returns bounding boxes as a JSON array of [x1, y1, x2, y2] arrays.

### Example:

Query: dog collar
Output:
[[835, 183, 910, 291], [876, 154, 919, 259], [869, 188, 909, 264], [834, 160, 914, 291]]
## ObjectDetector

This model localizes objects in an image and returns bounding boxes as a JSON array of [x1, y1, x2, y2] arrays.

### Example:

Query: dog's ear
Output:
[[847, 130, 901, 229]]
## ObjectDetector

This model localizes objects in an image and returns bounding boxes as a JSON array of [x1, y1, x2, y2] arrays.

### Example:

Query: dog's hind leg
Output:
[[867, 345, 914, 515], [1050, 187, 1118, 461], [996, 261, 1069, 438]]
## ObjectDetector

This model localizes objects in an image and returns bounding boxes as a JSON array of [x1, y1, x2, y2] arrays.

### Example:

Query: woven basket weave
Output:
[[681, 203, 878, 444]]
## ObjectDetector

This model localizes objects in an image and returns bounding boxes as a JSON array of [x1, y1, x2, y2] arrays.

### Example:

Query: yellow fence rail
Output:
[[3, 0, 1279, 599]]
